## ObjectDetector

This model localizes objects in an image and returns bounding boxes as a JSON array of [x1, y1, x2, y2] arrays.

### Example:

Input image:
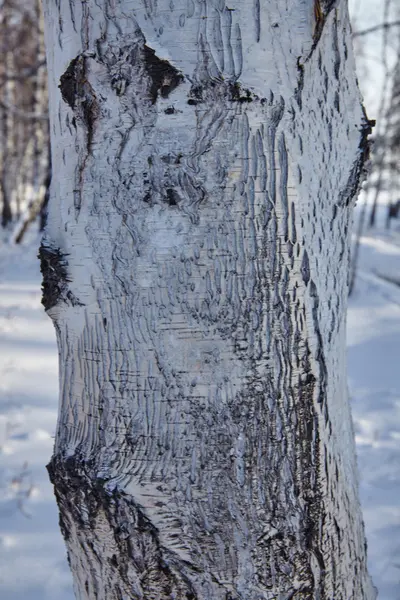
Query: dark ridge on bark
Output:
[[301, 249, 311, 286], [143, 45, 184, 104], [66, 290, 85, 307], [297, 355, 326, 597], [334, 91, 340, 113], [187, 81, 260, 106], [332, 13, 341, 81], [38, 243, 70, 311], [295, 59, 305, 109], [338, 113, 375, 206], [80, 80, 98, 152]]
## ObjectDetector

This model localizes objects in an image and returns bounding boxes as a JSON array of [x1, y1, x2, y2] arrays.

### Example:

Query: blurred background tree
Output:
[[0, 0, 49, 243]]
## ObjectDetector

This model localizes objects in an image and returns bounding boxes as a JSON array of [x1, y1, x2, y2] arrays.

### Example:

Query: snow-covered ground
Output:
[[0, 239, 73, 599], [0, 220, 399, 598], [349, 223, 400, 600]]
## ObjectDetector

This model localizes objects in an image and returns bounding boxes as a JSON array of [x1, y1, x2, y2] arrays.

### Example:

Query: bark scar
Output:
[[143, 45, 184, 104], [39, 242, 84, 311], [59, 55, 99, 152], [39, 243, 70, 311]]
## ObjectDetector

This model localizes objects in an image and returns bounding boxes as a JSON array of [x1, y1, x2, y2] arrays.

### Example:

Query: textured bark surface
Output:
[[42, 1, 375, 598]]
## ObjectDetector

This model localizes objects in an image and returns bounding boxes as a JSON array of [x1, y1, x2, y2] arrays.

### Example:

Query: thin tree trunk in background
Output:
[[368, 0, 392, 229], [0, 0, 50, 237], [39, 143, 51, 232], [42, 1, 375, 598], [349, 189, 368, 296], [12, 0, 49, 244], [0, 1, 12, 228]]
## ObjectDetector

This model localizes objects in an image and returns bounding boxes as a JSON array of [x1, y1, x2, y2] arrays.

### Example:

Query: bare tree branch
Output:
[[353, 20, 400, 38]]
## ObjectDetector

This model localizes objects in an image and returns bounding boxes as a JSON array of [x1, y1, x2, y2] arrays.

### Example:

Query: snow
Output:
[[0, 238, 74, 600], [348, 219, 400, 600]]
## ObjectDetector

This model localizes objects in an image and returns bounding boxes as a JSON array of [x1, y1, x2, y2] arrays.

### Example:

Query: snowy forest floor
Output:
[[0, 223, 399, 599], [348, 224, 400, 600]]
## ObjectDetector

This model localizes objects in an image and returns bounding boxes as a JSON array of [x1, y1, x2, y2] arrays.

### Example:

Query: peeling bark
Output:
[[42, 1, 376, 598]]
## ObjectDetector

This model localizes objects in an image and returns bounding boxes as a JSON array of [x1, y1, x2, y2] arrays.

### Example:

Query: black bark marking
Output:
[[38, 243, 70, 311], [59, 56, 80, 110], [253, 0, 261, 42], [334, 91, 340, 113], [309, 281, 329, 414], [278, 133, 289, 242], [188, 81, 257, 105], [297, 359, 326, 597], [59, 55, 99, 153], [143, 45, 183, 104], [230, 82, 254, 103], [338, 113, 375, 207], [332, 14, 341, 81], [301, 250, 311, 287], [320, 0, 337, 11], [66, 290, 85, 307], [187, 84, 203, 105], [81, 92, 98, 152], [166, 188, 179, 206], [295, 59, 305, 109], [39, 243, 84, 311]]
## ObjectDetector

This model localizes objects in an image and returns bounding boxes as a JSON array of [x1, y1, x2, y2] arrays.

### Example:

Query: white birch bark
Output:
[[42, 1, 376, 598]]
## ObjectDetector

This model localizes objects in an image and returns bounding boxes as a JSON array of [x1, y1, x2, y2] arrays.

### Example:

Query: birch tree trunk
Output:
[[41, 1, 376, 598]]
